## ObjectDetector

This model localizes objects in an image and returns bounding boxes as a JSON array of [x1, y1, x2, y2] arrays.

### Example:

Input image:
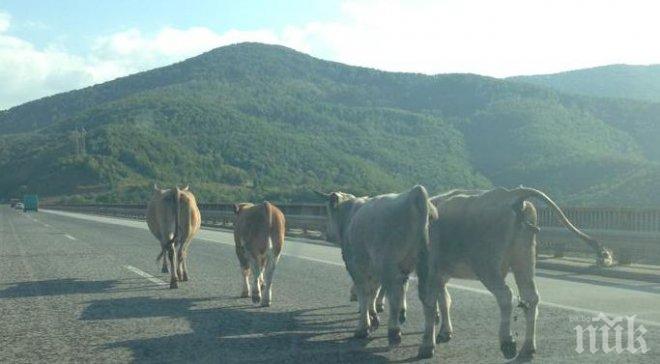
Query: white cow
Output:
[[318, 185, 438, 346]]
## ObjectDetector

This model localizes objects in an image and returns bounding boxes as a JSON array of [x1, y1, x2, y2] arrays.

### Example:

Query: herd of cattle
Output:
[[146, 184, 613, 360]]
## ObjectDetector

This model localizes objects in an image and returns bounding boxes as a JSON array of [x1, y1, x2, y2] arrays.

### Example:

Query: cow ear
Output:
[[153, 183, 160, 191], [181, 185, 190, 191], [329, 193, 339, 208], [233, 204, 240, 214]]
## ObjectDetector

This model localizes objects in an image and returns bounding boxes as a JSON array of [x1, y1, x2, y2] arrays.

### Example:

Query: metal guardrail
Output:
[[43, 203, 660, 265]]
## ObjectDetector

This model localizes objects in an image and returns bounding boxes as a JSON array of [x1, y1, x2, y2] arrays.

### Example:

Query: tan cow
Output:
[[417, 187, 613, 360], [147, 185, 201, 289], [233, 201, 286, 307]]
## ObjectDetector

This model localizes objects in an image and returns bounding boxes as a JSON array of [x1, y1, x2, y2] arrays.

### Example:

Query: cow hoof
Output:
[[240, 290, 249, 298], [182, 273, 189, 282], [161, 266, 169, 273], [369, 312, 380, 331], [354, 328, 369, 339], [388, 328, 402, 347], [260, 301, 271, 307], [517, 347, 536, 362], [169, 281, 178, 289], [251, 295, 261, 304], [350, 293, 358, 302], [376, 303, 384, 313], [436, 331, 452, 343], [417, 346, 434, 359], [501, 340, 517, 359], [399, 309, 406, 324]]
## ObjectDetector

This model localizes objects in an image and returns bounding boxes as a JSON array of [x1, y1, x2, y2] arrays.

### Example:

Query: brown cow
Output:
[[233, 201, 286, 306], [147, 185, 201, 289]]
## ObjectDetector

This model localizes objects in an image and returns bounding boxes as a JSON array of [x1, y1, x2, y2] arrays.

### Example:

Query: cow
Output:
[[317, 185, 438, 346], [146, 185, 201, 289], [233, 201, 286, 307], [417, 186, 613, 360]]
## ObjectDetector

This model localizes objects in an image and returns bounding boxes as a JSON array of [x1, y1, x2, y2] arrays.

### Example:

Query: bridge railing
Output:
[[43, 203, 660, 266]]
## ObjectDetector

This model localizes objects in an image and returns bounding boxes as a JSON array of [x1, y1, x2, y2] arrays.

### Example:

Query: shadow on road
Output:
[[81, 296, 390, 363], [0, 278, 119, 298]]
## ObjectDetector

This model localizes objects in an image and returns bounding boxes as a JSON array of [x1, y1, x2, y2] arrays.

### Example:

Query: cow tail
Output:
[[263, 201, 273, 229], [410, 185, 438, 227], [174, 187, 181, 247], [512, 187, 613, 266], [409, 185, 435, 302]]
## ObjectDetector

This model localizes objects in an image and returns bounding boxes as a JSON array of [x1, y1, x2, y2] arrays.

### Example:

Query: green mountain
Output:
[[1, 43, 659, 206], [509, 64, 660, 102]]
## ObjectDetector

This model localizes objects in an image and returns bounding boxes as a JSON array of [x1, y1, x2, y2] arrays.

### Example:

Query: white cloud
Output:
[[2, 0, 660, 109], [285, 0, 660, 77], [87, 26, 281, 82], [0, 11, 9, 32], [0, 20, 285, 109], [0, 13, 92, 109]]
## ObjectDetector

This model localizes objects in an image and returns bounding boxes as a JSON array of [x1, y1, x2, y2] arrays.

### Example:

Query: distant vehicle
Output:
[[22, 194, 39, 212], [15, 202, 24, 210], [9, 198, 20, 207]]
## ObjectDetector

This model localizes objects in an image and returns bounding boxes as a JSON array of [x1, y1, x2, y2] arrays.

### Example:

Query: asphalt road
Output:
[[1, 206, 658, 363]]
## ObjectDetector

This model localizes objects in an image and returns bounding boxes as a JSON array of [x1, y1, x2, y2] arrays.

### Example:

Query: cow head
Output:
[[176, 184, 190, 192], [314, 190, 359, 244], [233, 203, 253, 215]]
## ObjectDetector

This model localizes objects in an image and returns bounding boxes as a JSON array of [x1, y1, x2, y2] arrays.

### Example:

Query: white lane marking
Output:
[[286, 254, 344, 267], [64, 234, 77, 241], [124, 265, 168, 286]]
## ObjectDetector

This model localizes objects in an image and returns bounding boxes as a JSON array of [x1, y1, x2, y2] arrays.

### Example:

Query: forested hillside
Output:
[[1, 43, 659, 206], [509, 64, 660, 102]]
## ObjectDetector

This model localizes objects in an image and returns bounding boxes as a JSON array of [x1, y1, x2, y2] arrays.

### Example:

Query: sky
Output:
[[1, 0, 660, 110]]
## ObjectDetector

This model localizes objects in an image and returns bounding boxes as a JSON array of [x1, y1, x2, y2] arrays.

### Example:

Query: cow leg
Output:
[[181, 255, 189, 281], [478, 268, 516, 359], [177, 249, 186, 282], [240, 267, 250, 298], [355, 283, 370, 338], [161, 253, 169, 273], [375, 286, 385, 313], [354, 273, 378, 338], [384, 271, 407, 347], [249, 257, 262, 304], [418, 265, 442, 359], [436, 280, 453, 343], [350, 284, 358, 302], [399, 278, 408, 324], [367, 278, 380, 332], [261, 249, 279, 307], [167, 243, 178, 289], [511, 242, 540, 360], [179, 240, 192, 281]]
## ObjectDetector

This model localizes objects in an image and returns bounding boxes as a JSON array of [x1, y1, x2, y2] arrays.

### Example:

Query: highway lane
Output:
[[0, 206, 658, 363]]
